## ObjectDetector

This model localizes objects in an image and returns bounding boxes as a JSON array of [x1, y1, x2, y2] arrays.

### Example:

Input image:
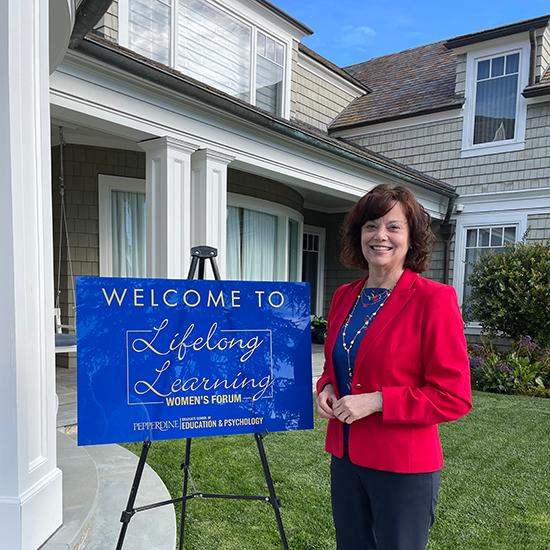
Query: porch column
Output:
[[0, 0, 63, 548], [190, 149, 234, 278], [139, 137, 198, 278]]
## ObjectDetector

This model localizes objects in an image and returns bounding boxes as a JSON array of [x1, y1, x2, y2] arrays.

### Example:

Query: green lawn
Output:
[[126, 391, 550, 549]]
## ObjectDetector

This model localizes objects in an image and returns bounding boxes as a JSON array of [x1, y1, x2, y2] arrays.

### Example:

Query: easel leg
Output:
[[254, 433, 289, 550], [116, 440, 151, 550], [178, 438, 192, 550]]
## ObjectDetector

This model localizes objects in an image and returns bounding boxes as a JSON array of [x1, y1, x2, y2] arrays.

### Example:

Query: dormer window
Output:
[[473, 52, 519, 144], [461, 39, 529, 157], [119, 0, 287, 116]]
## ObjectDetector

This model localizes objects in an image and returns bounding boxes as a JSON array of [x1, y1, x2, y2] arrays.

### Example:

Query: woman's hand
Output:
[[333, 392, 383, 424], [316, 384, 336, 419]]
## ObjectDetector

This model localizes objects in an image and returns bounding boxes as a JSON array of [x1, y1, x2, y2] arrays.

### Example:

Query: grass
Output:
[[125, 391, 550, 549]]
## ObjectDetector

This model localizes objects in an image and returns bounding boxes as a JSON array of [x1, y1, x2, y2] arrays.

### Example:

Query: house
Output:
[[2, 0, 549, 547]]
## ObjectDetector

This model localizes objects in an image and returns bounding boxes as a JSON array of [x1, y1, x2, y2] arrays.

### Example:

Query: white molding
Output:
[[296, 50, 365, 98], [458, 187, 550, 214], [461, 37, 530, 157], [303, 225, 326, 315], [330, 110, 463, 138], [98, 175, 146, 276]]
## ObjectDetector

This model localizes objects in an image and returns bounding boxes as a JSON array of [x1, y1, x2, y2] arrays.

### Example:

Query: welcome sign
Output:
[[76, 277, 313, 445]]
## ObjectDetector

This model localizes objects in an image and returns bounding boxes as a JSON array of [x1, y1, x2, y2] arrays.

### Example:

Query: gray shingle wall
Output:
[[526, 213, 550, 242], [455, 53, 466, 96], [351, 102, 550, 196], [94, 0, 118, 42], [52, 144, 145, 367], [228, 169, 304, 212], [541, 25, 550, 78], [291, 51, 361, 131]]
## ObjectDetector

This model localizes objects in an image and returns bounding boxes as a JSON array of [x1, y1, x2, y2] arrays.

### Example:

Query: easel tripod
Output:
[[116, 246, 289, 550]]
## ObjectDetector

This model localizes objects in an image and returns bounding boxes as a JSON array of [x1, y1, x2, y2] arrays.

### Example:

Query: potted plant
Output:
[[311, 314, 328, 344]]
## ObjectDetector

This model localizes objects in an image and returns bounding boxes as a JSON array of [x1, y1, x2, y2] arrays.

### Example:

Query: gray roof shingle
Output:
[[329, 42, 463, 131]]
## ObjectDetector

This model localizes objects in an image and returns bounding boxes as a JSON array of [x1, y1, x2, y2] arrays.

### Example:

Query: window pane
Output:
[[111, 190, 146, 277], [504, 226, 517, 243], [491, 56, 504, 77], [490, 227, 503, 246], [506, 53, 519, 74], [177, 0, 251, 102], [288, 219, 299, 281], [226, 206, 242, 279], [128, 0, 171, 65], [242, 209, 277, 281], [466, 229, 477, 247], [477, 59, 490, 80], [479, 228, 490, 246], [256, 32, 284, 115], [302, 251, 318, 314], [473, 73, 518, 144]]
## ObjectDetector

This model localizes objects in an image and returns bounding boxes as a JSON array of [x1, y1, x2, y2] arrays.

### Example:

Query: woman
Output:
[[316, 184, 472, 550]]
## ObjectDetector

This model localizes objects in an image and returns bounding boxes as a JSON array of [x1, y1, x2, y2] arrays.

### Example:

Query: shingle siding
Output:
[[541, 25, 550, 78], [94, 0, 118, 42], [454, 53, 467, 97], [291, 50, 361, 131], [349, 102, 550, 196], [527, 213, 550, 242]]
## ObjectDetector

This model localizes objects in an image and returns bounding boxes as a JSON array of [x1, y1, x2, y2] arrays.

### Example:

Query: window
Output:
[[462, 225, 517, 309], [226, 195, 302, 281], [98, 176, 147, 277], [462, 40, 529, 157], [120, 0, 287, 116], [473, 53, 519, 145], [302, 227, 325, 315]]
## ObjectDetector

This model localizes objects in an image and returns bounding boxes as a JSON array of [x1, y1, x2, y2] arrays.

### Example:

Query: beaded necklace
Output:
[[341, 287, 391, 389]]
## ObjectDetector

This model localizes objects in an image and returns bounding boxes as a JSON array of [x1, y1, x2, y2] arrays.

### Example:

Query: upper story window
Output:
[[473, 53, 519, 145], [121, 0, 287, 116], [461, 40, 529, 157]]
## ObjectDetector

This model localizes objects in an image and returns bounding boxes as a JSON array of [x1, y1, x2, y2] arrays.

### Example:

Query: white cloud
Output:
[[338, 25, 377, 48]]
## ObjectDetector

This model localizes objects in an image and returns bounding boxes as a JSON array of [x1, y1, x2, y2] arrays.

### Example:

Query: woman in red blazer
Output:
[[316, 184, 472, 550]]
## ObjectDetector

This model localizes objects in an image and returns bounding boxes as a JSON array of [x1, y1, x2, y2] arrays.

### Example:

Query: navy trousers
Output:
[[331, 454, 440, 550]]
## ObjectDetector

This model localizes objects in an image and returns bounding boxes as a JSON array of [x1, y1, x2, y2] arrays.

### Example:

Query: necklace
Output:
[[342, 288, 390, 389]]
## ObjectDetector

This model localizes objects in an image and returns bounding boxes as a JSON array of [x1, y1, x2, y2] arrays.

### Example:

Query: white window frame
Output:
[[118, 0, 291, 118], [98, 175, 146, 276], [461, 38, 530, 158], [227, 193, 303, 281], [303, 225, 326, 316]]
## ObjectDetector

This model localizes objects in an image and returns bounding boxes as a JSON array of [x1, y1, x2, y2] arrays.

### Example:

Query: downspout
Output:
[[69, 0, 113, 48], [529, 28, 537, 85], [440, 196, 456, 285]]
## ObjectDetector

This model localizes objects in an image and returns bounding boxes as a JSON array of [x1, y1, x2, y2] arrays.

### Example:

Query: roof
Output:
[[523, 67, 550, 98], [72, 34, 456, 198], [254, 0, 313, 36], [329, 42, 463, 131], [298, 43, 371, 93], [444, 14, 550, 49]]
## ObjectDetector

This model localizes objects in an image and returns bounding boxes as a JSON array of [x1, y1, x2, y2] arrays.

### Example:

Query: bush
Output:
[[466, 241, 550, 346], [310, 315, 327, 344], [469, 336, 550, 397]]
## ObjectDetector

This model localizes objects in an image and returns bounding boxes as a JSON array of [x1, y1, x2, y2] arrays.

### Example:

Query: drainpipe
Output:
[[440, 196, 456, 285], [69, 0, 113, 48]]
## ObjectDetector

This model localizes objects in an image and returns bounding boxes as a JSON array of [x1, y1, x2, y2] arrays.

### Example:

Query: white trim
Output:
[[296, 50, 366, 97], [303, 225, 326, 315], [227, 193, 303, 281], [98, 175, 146, 276], [461, 38, 530, 157], [330, 110, 463, 138], [458, 186, 550, 214]]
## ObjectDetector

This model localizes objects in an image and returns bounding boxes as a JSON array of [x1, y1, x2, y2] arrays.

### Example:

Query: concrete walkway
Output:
[[43, 346, 326, 549]]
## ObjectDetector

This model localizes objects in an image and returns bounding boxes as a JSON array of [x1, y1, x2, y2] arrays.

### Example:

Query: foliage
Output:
[[466, 241, 550, 346], [126, 392, 550, 549], [469, 336, 550, 397], [310, 315, 327, 344]]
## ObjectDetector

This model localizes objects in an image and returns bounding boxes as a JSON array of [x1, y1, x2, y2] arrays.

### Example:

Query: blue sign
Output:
[[76, 277, 313, 445]]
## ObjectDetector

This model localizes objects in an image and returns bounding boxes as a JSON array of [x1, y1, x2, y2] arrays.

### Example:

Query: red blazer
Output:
[[316, 269, 472, 473]]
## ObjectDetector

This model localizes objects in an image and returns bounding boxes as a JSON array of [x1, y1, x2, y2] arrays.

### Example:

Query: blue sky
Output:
[[274, 0, 550, 67]]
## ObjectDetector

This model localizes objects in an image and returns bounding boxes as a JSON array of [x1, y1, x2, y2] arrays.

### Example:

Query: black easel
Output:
[[116, 246, 289, 550]]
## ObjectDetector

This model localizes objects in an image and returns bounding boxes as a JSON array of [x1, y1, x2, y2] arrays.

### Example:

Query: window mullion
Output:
[[170, 0, 177, 68], [250, 27, 257, 106]]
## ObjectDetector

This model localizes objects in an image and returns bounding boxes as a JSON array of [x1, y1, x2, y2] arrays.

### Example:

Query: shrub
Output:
[[469, 337, 550, 397], [310, 315, 327, 344], [466, 241, 550, 346]]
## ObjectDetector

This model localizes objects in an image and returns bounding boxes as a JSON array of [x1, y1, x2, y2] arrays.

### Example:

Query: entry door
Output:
[[302, 226, 325, 316]]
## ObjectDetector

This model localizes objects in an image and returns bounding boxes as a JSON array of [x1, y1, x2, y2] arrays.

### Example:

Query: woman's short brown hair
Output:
[[340, 184, 435, 273]]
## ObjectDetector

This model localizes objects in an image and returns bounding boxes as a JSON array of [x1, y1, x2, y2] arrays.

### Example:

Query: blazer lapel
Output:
[[354, 269, 418, 361]]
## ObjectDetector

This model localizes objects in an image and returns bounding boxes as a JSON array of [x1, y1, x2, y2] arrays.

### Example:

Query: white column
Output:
[[0, 1, 63, 548], [190, 149, 234, 278], [139, 137, 198, 279]]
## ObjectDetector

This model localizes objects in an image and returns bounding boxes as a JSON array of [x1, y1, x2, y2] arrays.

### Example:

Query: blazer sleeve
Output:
[[382, 285, 472, 425], [315, 284, 347, 395]]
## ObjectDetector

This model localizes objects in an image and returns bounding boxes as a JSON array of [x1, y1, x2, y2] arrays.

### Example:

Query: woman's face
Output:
[[361, 202, 410, 272]]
